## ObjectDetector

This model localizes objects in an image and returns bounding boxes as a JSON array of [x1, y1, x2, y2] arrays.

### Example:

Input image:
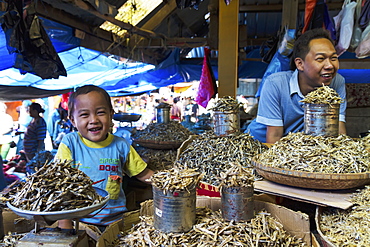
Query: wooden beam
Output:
[[281, 0, 298, 30], [141, 0, 177, 30], [71, 0, 165, 39], [218, 0, 239, 98]]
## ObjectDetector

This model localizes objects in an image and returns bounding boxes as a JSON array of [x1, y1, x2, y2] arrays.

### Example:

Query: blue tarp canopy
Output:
[[0, 13, 369, 101]]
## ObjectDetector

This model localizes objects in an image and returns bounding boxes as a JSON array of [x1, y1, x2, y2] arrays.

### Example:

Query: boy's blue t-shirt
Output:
[[56, 132, 147, 226]]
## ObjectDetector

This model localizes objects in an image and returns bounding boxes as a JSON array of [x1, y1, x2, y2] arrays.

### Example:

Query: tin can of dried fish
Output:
[[304, 103, 339, 137], [153, 186, 196, 233], [213, 110, 240, 136], [221, 186, 254, 222], [156, 107, 171, 123]]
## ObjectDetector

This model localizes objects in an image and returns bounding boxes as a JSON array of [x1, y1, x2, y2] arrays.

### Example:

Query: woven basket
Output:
[[251, 156, 370, 190], [133, 139, 183, 150], [314, 207, 337, 247]]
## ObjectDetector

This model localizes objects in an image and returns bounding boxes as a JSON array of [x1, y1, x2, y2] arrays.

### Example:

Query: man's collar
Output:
[[290, 70, 304, 98]]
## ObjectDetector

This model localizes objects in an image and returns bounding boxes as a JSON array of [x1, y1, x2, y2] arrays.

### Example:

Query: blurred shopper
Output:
[[170, 97, 182, 121], [18, 103, 47, 161], [0, 102, 14, 160]]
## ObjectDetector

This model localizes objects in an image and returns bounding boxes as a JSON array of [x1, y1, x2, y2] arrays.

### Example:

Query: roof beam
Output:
[[140, 0, 177, 30], [71, 0, 166, 39]]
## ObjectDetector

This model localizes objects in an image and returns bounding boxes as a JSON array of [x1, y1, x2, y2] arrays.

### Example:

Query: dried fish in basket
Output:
[[5, 159, 104, 212], [134, 145, 177, 171], [317, 185, 370, 246], [118, 206, 306, 246], [253, 132, 370, 189], [176, 131, 268, 186]]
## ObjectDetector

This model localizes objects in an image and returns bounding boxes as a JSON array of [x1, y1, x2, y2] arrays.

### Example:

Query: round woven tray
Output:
[[133, 139, 183, 150], [315, 207, 336, 247], [251, 156, 370, 190]]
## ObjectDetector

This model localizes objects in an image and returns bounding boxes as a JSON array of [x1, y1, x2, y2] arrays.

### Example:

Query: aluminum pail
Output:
[[221, 186, 254, 222], [157, 108, 171, 123], [153, 186, 196, 233], [304, 103, 340, 137], [213, 110, 240, 136]]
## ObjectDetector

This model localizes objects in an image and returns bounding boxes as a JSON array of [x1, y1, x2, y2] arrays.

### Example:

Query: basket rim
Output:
[[133, 138, 184, 145], [251, 155, 370, 180]]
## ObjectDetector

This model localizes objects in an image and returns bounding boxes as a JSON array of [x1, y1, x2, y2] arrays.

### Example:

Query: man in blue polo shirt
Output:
[[247, 28, 347, 143]]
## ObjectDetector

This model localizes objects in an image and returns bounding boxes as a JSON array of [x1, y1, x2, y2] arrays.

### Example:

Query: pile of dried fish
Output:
[[210, 96, 241, 112], [134, 146, 177, 171], [319, 185, 370, 246], [132, 121, 192, 142], [0, 232, 26, 247], [256, 132, 370, 173], [363, 134, 370, 151], [119, 207, 306, 246], [219, 163, 254, 188], [151, 168, 202, 194], [176, 131, 268, 186], [6, 160, 104, 212], [300, 85, 343, 105]]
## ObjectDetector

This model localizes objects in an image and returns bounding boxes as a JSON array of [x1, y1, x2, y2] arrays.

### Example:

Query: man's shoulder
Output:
[[266, 70, 294, 81]]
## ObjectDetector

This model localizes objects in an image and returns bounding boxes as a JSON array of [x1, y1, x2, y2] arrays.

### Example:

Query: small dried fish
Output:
[[132, 121, 192, 142], [151, 167, 203, 194], [319, 185, 370, 246], [256, 132, 370, 173], [118, 207, 306, 246], [5, 159, 104, 212], [0, 232, 26, 247], [300, 85, 343, 105], [176, 131, 268, 186], [218, 163, 254, 188], [134, 146, 177, 171], [210, 96, 241, 112]]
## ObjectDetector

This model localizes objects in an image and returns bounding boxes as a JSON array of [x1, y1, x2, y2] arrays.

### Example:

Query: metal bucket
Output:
[[156, 107, 171, 123], [304, 103, 340, 137], [153, 186, 196, 233], [213, 110, 240, 136], [221, 186, 254, 222]]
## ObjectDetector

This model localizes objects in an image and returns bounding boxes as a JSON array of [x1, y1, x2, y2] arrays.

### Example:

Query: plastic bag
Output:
[[350, 0, 363, 50], [334, 0, 357, 55], [359, 0, 370, 30], [355, 23, 370, 58]]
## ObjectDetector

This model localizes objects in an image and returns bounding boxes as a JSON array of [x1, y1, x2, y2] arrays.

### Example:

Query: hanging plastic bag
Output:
[[355, 23, 370, 58], [359, 0, 370, 30], [334, 0, 357, 55], [350, 0, 363, 50]]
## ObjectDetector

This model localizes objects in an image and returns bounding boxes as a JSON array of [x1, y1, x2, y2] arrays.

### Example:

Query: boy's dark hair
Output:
[[30, 102, 45, 114], [290, 28, 334, 70], [68, 85, 113, 118]]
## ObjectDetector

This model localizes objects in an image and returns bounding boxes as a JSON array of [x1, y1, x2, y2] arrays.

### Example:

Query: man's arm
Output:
[[266, 126, 284, 143], [339, 121, 346, 135]]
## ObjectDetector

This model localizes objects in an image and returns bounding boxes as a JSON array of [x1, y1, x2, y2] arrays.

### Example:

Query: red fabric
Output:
[[302, 0, 318, 33], [195, 48, 217, 108], [61, 92, 72, 111], [196, 182, 221, 197]]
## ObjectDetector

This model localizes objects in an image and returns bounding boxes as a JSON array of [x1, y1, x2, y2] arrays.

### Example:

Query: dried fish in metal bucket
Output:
[[211, 96, 242, 136], [150, 168, 202, 233], [219, 163, 255, 222], [301, 85, 344, 137]]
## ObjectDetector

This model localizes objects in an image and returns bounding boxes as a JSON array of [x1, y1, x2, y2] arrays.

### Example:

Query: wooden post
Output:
[[218, 0, 239, 98], [281, 0, 298, 30]]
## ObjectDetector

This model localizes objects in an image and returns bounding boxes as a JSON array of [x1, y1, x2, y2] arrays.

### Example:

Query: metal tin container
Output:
[[153, 186, 196, 233], [221, 186, 254, 222], [156, 105, 171, 123], [304, 103, 340, 137], [213, 110, 240, 136]]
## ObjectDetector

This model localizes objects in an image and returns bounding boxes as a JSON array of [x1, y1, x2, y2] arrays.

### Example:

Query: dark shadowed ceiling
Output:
[[1, 0, 345, 65]]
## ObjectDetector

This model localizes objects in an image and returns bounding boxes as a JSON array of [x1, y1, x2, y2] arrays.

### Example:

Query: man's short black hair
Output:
[[290, 28, 334, 70]]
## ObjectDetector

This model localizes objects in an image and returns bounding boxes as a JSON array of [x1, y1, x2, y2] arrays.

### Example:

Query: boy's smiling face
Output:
[[70, 91, 113, 142]]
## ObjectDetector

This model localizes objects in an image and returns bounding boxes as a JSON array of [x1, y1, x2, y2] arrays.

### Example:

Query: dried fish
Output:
[[132, 121, 192, 142], [0, 232, 26, 247], [5, 160, 104, 212], [118, 207, 306, 246], [218, 163, 254, 188], [319, 185, 370, 246], [176, 131, 268, 186], [256, 132, 370, 173], [210, 96, 241, 112], [134, 146, 177, 171], [151, 167, 203, 194], [300, 85, 343, 105]]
